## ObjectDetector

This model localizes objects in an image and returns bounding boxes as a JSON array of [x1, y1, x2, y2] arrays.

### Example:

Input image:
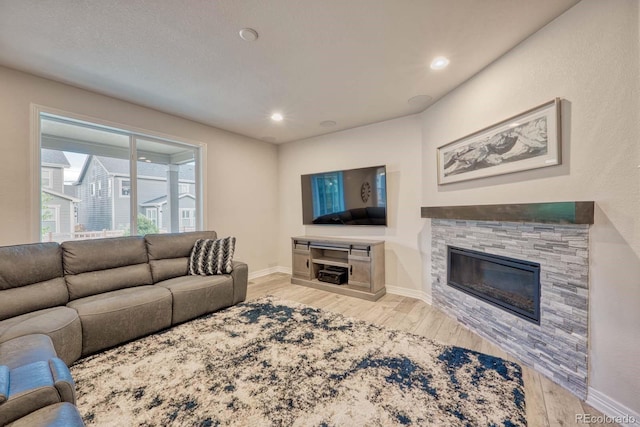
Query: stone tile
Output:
[[431, 219, 589, 399]]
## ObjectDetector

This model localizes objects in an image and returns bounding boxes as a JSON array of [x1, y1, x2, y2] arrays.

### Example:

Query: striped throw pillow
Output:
[[188, 237, 236, 275]]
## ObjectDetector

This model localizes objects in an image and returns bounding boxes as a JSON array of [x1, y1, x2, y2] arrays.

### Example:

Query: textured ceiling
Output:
[[0, 0, 579, 143]]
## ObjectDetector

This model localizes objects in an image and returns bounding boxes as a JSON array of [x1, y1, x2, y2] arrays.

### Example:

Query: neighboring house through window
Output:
[[36, 110, 204, 241], [146, 208, 158, 226], [41, 169, 53, 189], [42, 205, 60, 233], [180, 208, 195, 229], [120, 179, 130, 197]]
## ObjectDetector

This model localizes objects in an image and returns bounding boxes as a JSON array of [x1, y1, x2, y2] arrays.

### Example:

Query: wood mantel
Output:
[[421, 201, 594, 225]]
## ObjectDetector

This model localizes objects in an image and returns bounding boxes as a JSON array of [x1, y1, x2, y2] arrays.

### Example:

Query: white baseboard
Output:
[[586, 387, 640, 426], [247, 269, 433, 307], [385, 286, 432, 305], [248, 266, 291, 280]]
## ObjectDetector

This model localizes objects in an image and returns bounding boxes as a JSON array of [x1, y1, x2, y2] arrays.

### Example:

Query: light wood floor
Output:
[[247, 273, 611, 427]]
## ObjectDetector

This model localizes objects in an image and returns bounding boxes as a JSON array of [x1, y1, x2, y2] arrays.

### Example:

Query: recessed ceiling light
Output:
[[138, 156, 146, 160], [271, 113, 284, 122], [320, 120, 336, 127], [430, 56, 450, 70], [239, 28, 259, 42], [145, 159, 152, 163]]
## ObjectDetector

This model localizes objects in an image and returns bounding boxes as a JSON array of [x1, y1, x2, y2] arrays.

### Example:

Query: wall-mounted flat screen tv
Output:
[[301, 165, 387, 226]]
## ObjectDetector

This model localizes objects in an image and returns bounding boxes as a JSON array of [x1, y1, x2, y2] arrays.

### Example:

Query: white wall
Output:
[[278, 115, 425, 294], [420, 0, 640, 414], [0, 65, 280, 273]]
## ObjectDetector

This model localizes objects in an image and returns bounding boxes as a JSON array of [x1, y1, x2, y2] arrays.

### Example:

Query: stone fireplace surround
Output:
[[423, 202, 593, 399]]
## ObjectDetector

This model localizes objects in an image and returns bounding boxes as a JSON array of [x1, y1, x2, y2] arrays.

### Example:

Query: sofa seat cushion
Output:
[[155, 275, 233, 325], [6, 402, 85, 427], [0, 308, 81, 366], [67, 286, 172, 356], [0, 335, 56, 370]]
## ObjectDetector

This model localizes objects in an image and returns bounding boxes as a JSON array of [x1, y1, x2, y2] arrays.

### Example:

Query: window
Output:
[[180, 208, 195, 229], [41, 205, 60, 235], [311, 172, 345, 217], [37, 110, 203, 241], [120, 180, 131, 197], [41, 169, 53, 189], [376, 168, 386, 207], [146, 208, 158, 226]]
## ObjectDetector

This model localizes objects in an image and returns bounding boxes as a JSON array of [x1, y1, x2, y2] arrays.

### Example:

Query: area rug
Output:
[[71, 296, 526, 426]]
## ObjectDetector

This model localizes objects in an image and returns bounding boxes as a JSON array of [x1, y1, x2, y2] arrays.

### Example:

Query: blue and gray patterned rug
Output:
[[71, 296, 526, 426]]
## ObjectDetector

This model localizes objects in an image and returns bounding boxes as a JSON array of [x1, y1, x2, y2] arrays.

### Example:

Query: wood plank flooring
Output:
[[247, 273, 611, 427]]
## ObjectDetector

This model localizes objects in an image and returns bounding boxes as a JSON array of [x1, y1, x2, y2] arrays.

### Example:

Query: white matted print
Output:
[[437, 99, 561, 185]]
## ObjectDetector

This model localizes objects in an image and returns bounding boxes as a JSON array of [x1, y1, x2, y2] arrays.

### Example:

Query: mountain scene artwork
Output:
[[443, 116, 548, 178]]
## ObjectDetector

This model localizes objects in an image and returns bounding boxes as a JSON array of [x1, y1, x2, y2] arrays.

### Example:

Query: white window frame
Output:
[[179, 208, 196, 228], [41, 169, 53, 189], [42, 204, 60, 234], [30, 104, 207, 241], [119, 179, 131, 198], [179, 183, 189, 194], [90, 182, 96, 197], [146, 208, 158, 225]]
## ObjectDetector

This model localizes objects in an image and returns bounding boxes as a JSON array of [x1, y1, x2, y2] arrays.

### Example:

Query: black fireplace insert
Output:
[[447, 246, 541, 324]]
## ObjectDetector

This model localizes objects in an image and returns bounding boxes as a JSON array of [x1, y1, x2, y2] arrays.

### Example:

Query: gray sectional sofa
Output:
[[0, 231, 248, 426]]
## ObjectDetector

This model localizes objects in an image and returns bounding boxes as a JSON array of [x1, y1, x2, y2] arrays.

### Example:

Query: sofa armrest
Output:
[[230, 261, 248, 304], [48, 359, 75, 404], [0, 366, 8, 403], [0, 358, 76, 425], [5, 402, 85, 427]]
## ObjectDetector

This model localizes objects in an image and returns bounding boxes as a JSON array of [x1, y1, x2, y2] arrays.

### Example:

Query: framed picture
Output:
[[437, 98, 561, 185]]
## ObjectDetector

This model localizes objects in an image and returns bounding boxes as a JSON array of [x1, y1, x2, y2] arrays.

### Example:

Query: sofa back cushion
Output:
[[62, 237, 152, 300], [145, 231, 217, 283], [0, 243, 63, 289], [0, 243, 68, 321]]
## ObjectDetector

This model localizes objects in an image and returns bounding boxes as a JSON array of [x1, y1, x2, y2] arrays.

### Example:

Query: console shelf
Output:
[[291, 236, 385, 301], [311, 256, 349, 268]]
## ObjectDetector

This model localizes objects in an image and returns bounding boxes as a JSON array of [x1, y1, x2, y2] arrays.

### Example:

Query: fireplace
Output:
[[447, 246, 541, 324], [429, 220, 590, 398]]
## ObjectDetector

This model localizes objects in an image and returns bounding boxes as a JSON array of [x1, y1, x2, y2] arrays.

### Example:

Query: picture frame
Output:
[[437, 98, 561, 185]]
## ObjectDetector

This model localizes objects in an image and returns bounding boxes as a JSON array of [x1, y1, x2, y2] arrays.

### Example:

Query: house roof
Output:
[[43, 188, 80, 203], [141, 193, 195, 207], [41, 149, 70, 168], [76, 155, 195, 183], [63, 184, 79, 198]]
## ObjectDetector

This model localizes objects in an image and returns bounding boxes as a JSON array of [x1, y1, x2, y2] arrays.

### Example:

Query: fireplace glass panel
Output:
[[447, 247, 540, 323]]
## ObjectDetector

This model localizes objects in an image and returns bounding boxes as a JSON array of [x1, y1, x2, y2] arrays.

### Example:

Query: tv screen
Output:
[[301, 165, 387, 226]]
